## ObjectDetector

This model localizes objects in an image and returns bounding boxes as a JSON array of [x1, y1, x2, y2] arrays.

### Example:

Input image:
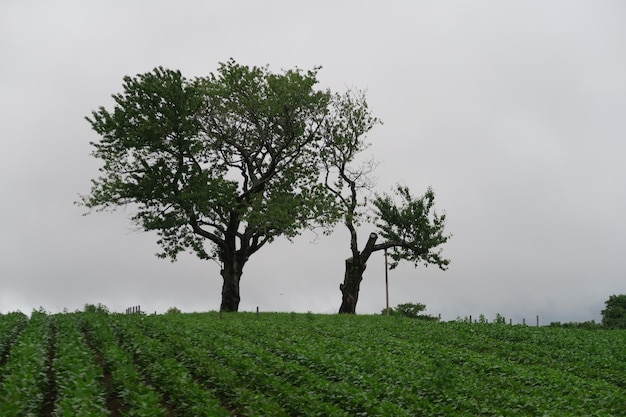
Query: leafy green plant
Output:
[[82, 303, 110, 314], [0, 312, 51, 417], [165, 306, 181, 314], [112, 316, 231, 416], [494, 313, 506, 324], [383, 302, 438, 321], [0, 312, 28, 361], [80, 312, 168, 417], [52, 314, 108, 417]]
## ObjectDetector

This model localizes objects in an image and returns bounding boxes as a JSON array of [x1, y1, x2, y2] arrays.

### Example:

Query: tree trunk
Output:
[[338, 257, 367, 314], [338, 232, 379, 314], [219, 251, 246, 312]]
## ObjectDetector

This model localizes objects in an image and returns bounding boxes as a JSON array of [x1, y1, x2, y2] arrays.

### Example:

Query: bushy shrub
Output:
[[494, 313, 506, 324], [83, 303, 109, 314], [382, 302, 437, 321], [550, 321, 602, 330]]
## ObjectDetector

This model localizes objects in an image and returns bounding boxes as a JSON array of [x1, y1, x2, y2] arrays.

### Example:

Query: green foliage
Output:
[[81, 310, 169, 416], [321, 90, 381, 228], [112, 315, 232, 416], [53, 315, 108, 416], [322, 91, 451, 269], [0, 312, 27, 360], [80, 59, 340, 262], [494, 313, 506, 324], [601, 294, 626, 329], [549, 320, 602, 330], [1, 312, 625, 415], [83, 303, 109, 314], [373, 186, 450, 270], [383, 302, 438, 321], [0, 313, 51, 416], [166, 306, 181, 314]]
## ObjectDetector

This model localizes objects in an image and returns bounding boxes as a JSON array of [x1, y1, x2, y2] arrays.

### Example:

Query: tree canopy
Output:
[[372, 185, 450, 270], [601, 294, 626, 329]]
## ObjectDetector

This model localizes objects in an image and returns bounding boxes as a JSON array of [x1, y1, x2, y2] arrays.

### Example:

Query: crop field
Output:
[[0, 311, 625, 416]]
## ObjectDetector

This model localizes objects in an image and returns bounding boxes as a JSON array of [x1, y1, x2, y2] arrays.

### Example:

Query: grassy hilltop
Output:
[[1, 310, 625, 416]]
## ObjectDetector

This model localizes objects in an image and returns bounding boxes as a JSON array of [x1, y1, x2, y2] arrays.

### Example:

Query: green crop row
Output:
[[0, 312, 28, 365], [52, 314, 108, 417], [111, 315, 232, 417], [79, 312, 169, 417], [0, 311, 52, 417]]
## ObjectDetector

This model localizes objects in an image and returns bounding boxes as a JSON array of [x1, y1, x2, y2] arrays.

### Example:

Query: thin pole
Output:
[[385, 248, 390, 315]]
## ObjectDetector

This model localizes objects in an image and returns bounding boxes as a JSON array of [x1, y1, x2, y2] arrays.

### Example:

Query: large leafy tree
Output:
[[323, 92, 451, 314], [80, 60, 338, 312]]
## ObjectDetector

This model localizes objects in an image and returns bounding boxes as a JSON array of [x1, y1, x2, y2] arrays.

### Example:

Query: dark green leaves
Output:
[[80, 60, 339, 262], [601, 294, 626, 328], [373, 185, 451, 269]]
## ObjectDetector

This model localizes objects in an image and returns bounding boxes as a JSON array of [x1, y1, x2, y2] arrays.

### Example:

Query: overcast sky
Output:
[[1, 1, 625, 323]]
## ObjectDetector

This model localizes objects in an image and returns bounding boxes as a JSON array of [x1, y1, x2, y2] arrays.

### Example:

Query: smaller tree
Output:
[[322, 91, 451, 314], [80, 61, 340, 312], [601, 294, 626, 329]]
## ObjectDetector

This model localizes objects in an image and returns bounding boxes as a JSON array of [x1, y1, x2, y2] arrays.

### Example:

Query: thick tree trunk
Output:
[[338, 232, 379, 314], [219, 251, 246, 312], [338, 257, 367, 314]]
